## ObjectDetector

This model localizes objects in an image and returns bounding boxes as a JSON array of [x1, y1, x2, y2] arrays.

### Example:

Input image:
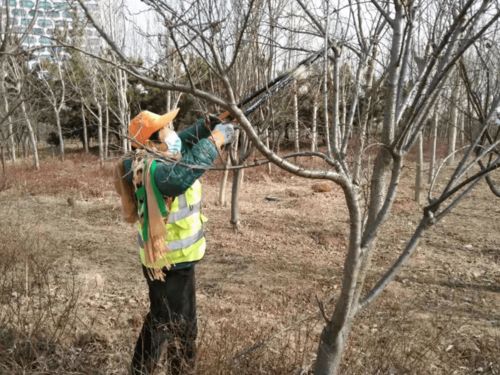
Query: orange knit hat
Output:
[[129, 108, 180, 148]]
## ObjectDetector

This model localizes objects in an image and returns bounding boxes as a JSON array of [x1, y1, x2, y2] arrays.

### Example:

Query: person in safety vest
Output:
[[113, 108, 234, 375]]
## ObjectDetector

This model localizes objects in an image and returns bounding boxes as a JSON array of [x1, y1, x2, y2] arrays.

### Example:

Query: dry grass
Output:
[[4, 153, 114, 198], [0, 152, 499, 374]]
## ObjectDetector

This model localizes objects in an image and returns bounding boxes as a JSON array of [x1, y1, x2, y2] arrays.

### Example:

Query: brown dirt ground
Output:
[[0, 153, 499, 374]]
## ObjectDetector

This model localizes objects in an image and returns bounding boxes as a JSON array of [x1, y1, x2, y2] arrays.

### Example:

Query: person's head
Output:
[[128, 108, 180, 150]]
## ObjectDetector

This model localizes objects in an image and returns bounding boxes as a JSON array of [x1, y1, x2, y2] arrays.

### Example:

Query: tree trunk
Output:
[[293, 80, 300, 154], [429, 109, 439, 183], [266, 1, 275, 175], [448, 88, 458, 163], [55, 60, 66, 160], [1, 63, 16, 162], [340, 73, 347, 140], [104, 98, 109, 159], [229, 130, 251, 229], [353, 45, 377, 183], [1, 146, 5, 175], [166, 90, 171, 112], [312, 93, 318, 153], [8, 120, 16, 162], [218, 154, 231, 206], [366, 4, 403, 226], [322, 75, 331, 156], [21, 101, 39, 170], [459, 112, 465, 146], [96, 102, 104, 166], [230, 168, 243, 229], [331, 53, 341, 152], [415, 131, 423, 203], [314, 185, 362, 375], [260, 108, 272, 175], [55, 110, 65, 161], [315, 324, 350, 375], [81, 102, 89, 153], [264, 126, 272, 174], [323, 4, 332, 157], [118, 69, 130, 153]]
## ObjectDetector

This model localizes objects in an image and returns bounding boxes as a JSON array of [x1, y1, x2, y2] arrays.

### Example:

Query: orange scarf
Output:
[[142, 159, 172, 280]]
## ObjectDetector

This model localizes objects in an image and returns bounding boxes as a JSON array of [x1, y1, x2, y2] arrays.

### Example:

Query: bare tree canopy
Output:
[[0, 0, 499, 373]]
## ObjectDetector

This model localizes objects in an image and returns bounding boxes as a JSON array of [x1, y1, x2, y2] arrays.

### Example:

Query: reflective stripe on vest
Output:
[[137, 179, 206, 268]]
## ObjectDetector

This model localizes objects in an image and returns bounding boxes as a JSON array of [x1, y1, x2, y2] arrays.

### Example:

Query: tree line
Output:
[[1, 0, 500, 374]]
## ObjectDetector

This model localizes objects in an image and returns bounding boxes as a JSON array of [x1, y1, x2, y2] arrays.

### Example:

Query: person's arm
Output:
[[121, 120, 233, 197], [178, 118, 213, 147], [154, 138, 219, 196]]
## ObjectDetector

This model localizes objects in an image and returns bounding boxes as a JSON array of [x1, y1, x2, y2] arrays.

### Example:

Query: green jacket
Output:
[[123, 118, 218, 196]]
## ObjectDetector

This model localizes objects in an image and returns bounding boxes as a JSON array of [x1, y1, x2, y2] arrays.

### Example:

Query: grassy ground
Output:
[[0, 152, 498, 374]]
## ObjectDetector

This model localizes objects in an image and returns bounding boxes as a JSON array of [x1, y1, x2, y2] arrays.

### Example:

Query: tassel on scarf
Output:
[[140, 159, 172, 280]]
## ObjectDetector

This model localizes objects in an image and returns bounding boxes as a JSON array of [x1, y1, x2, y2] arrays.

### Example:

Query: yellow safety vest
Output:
[[137, 180, 206, 268]]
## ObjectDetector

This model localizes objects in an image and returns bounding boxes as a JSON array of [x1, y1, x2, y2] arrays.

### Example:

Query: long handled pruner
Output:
[[215, 48, 325, 124]]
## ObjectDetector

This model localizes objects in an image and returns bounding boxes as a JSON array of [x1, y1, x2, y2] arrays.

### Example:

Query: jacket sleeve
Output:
[[153, 138, 218, 196], [178, 118, 213, 146]]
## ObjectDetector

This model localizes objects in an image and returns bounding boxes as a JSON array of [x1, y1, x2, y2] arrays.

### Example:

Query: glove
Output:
[[209, 123, 235, 148]]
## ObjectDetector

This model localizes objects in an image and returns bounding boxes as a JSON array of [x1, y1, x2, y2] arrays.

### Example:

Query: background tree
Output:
[[33, 58, 68, 160], [17, 0, 500, 374]]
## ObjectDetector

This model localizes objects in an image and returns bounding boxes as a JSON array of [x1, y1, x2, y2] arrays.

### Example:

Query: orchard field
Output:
[[0, 152, 498, 374]]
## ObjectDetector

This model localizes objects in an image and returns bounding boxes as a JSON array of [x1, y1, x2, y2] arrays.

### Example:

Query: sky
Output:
[[124, 0, 149, 13], [114, 1, 162, 63]]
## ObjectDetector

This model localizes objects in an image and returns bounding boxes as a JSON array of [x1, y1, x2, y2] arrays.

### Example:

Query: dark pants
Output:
[[131, 266, 197, 375]]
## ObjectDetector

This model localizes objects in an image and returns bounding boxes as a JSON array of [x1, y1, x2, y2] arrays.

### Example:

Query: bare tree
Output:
[[34, 59, 67, 160], [448, 77, 459, 163], [0, 0, 41, 166], [9, 58, 40, 170], [428, 103, 440, 183], [74, 1, 500, 374]]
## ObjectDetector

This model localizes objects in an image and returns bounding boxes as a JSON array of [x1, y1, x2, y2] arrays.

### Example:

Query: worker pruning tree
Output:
[[75, 0, 500, 374]]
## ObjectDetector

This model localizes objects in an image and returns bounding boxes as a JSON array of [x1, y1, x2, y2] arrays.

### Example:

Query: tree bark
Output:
[[1, 146, 5, 175], [415, 131, 424, 203], [314, 185, 362, 375], [448, 85, 459, 163], [429, 108, 439, 183], [117, 68, 129, 153], [55, 61, 66, 160], [293, 80, 300, 154], [81, 102, 89, 153], [96, 102, 104, 165], [230, 168, 243, 229], [264, 126, 272, 174], [331, 53, 340, 153], [21, 100, 39, 170], [459, 112, 465, 146], [1, 61, 16, 162], [55, 110, 65, 161], [218, 154, 231, 206], [104, 84, 110, 158], [366, 3, 403, 226], [322, 9, 332, 157], [312, 92, 318, 153], [353, 45, 377, 183]]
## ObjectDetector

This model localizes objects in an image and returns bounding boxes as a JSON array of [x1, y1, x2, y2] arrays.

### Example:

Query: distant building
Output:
[[2, 0, 101, 66]]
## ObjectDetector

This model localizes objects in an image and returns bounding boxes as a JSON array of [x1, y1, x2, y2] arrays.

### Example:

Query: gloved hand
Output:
[[209, 123, 235, 148]]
